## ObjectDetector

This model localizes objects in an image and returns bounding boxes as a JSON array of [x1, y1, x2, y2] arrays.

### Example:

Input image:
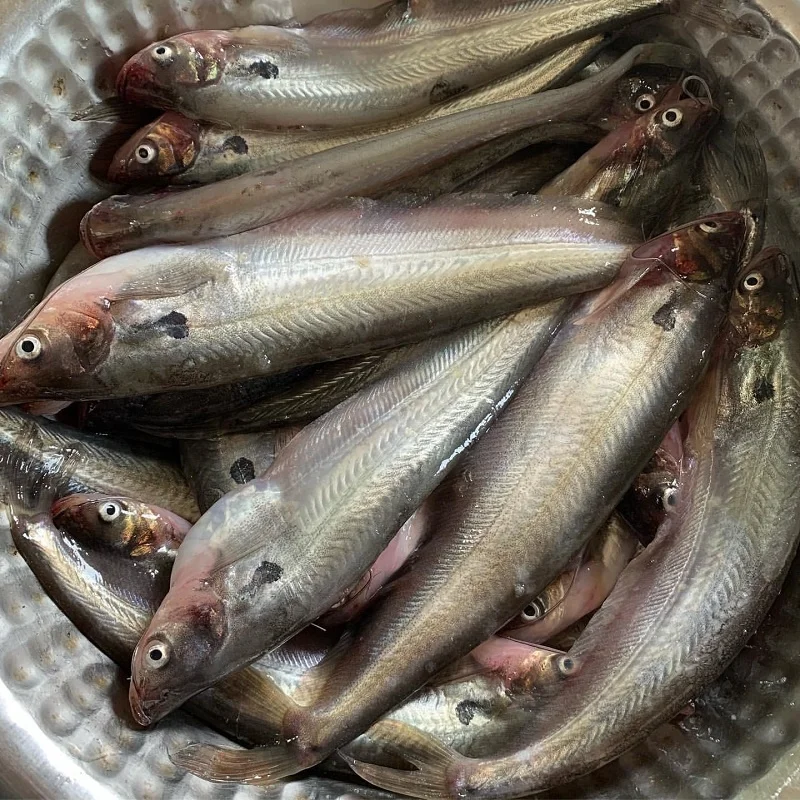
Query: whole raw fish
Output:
[[129, 300, 571, 725], [342, 247, 800, 799], [81, 44, 712, 257], [0, 407, 198, 521], [109, 39, 602, 186], [0, 196, 637, 403], [115, 1, 671, 130], [170, 213, 746, 785]]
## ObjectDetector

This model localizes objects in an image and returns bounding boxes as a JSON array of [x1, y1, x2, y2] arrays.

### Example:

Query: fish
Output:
[[109, 39, 603, 186], [44, 242, 99, 296], [0, 406, 199, 521], [81, 43, 713, 256], [457, 142, 591, 196], [180, 428, 301, 512], [500, 513, 639, 645], [0, 195, 638, 404], [128, 299, 572, 725], [540, 91, 719, 233], [341, 246, 800, 800], [114, 0, 678, 131], [1, 443, 561, 769], [51, 493, 189, 561], [169, 212, 747, 785], [616, 422, 684, 545]]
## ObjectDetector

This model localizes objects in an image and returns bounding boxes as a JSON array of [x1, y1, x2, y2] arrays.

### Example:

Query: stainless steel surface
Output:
[[0, 0, 799, 798]]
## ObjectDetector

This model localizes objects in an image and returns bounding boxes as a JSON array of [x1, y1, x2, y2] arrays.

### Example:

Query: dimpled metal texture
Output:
[[0, 0, 799, 798]]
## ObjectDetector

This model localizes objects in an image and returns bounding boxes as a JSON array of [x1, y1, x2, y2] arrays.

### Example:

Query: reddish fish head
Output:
[[632, 212, 748, 285], [109, 112, 202, 184], [130, 585, 228, 725], [116, 32, 229, 110], [0, 291, 114, 404], [729, 247, 793, 346]]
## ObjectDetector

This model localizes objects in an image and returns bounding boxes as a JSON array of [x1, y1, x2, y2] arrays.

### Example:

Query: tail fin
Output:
[[170, 742, 300, 786], [343, 720, 467, 800], [215, 665, 297, 732], [0, 423, 79, 527]]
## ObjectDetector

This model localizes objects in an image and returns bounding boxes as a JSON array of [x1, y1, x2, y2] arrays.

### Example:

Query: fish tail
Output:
[[170, 742, 300, 785], [680, 0, 766, 38], [0, 423, 79, 525], [343, 720, 469, 800]]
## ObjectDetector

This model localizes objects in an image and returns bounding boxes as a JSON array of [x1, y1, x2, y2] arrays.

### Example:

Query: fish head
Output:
[[0, 297, 114, 403], [52, 494, 187, 558], [632, 211, 747, 285], [116, 33, 229, 108], [130, 585, 227, 725], [641, 96, 719, 163], [109, 113, 201, 184], [729, 247, 794, 346], [604, 67, 683, 128]]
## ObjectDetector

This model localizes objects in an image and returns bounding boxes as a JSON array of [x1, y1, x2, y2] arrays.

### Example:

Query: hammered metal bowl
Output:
[[0, 1, 799, 797]]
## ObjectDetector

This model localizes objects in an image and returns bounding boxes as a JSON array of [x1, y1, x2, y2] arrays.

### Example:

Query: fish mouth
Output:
[[128, 681, 152, 726]]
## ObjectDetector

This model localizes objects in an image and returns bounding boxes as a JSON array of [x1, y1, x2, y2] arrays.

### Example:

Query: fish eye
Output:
[[135, 143, 157, 165], [146, 640, 170, 668], [98, 501, 122, 523], [661, 108, 684, 128], [151, 44, 174, 64], [661, 486, 678, 508], [699, 219, 721, 234], [635, 93, 656, 112], [520, 598, 547, 622], [14, 334, 42, 361], [741, 271, 765, 293], [556, 655, 578, 677]]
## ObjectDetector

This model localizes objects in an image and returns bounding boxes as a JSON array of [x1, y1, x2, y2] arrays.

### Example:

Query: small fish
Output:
[[109, 39, 602, 186], [0, 196, 637, 403], [51, 494, 189, 560], [0, 406, 199, 521], [114, 1, 675, 130], [340, 247, 800, 800], [129, 300, 572, 726], [81, 43, 713, 257], [501, 513, 638, 644], [169, 213, 747, 785], [180, 428, 301, 512]]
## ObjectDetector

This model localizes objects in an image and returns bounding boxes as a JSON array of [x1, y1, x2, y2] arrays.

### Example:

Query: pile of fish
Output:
[[1, 1, 799, 797]]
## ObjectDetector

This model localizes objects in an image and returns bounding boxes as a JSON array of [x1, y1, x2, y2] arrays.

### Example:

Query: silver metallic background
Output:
[[0, 1, 798, 797]]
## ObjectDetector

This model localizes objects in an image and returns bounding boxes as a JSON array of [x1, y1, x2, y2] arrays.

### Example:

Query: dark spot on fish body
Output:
[[753, 377, 775, 403], [243, 560, 284, 597], [230, 457, 256, 485], [455, 699, 494, 726], [248, 60, 280, 80], [155, 311, 189, 339], [653, 300, 677, 331], [223, 136, 249, 155], [429, 80, 468, 105]]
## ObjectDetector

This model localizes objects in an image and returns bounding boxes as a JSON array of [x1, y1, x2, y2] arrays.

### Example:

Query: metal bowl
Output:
[[0, 1, 799, 797]]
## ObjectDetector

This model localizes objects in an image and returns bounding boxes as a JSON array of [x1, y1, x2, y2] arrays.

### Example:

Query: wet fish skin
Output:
[[115, 1, 671, 131], [109, 39, 602, 186], [180, 428, 301, 512], [1, 196, 637, 404], [541, 93, 719, 233], [501, 513, 638, 644], [172, 213, 745, 785], [129, 300, 571, 726], [44, 242, 99, 296], [0, 407, 199, 522], [51, 493, 189, 561], [81, 43, 713, 256], [347, 245, 800, 800]]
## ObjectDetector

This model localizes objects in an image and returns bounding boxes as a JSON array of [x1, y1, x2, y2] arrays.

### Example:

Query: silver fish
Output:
[[169, 213, 747, 785], [129, 300, 571, 725], [0, 406, 199, 521], [341, 246, 800, 799], [81, 43, 713, 257], [109, 39, 602, 186], [0, 196, 637, 403], [114, 1, 670, 130], [44, 242, 99, 296], [180, 427, 301, 512]]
